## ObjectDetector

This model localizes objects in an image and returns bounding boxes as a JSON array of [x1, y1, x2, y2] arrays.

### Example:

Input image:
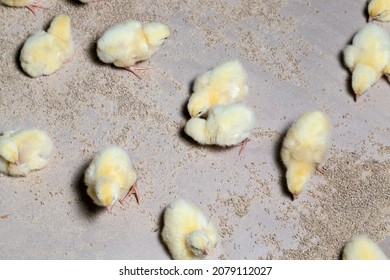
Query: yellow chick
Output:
[[343, 235, 388, 260], [1, 0, 45, 15], [343, 23, 390, 100], [280, 111, 331, 200], [0, 128, 54, 177], [187, 60, 248, 118], [368, 0, 390, 22], [20, 14, 74, 78], [84, 145, 139, 213], [184, 103, 256, 155], [97, 20, 170, 79], [161, 199, 218, 260]]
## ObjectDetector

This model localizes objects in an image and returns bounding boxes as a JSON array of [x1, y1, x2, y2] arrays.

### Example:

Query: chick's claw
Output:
[[237, 138, 250, 156], [125, 66, 150, 79], [27, 0, 45, 15], [121, 181, 140, 204]]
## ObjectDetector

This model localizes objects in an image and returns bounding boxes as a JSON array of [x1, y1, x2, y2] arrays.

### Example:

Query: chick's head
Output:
[[368, 0, 390, 21], [286, 161, 314, 200], [0, 136, 18, 163], [352, 64, 378, 97], [184, 118, 209, 145], [95, 178, 120, 207], [187, 92, 209, 118], [143, 23, 170, 48], [186, 230, 211, 257]]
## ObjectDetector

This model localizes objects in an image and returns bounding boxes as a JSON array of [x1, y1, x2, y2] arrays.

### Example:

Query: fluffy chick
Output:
[[281, 111, 331, 200], [0, 128, 53, 177], [84, 146, 139, 213], [187, 60, 248, 118], [343, 235, 388, 260], [368, 0, 390, 22], [97, 20, 170, 79], [343, 23, 390, 100], [1, 0, 45, 15], [20, 14, 74, 78], [161, 199, 218, 260], [184, 103, 255, 155]]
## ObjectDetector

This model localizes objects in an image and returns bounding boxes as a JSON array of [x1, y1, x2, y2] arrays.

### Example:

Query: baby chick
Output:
[[84, 146, 139, 213], [343, 235, 388, 260], [184, 103, 256, 155], [1, 0, 45, 15], [0, 128, 53, 177], [280, 111, 331, 200], [187, 60, 248, 118], [97, 20, 170, 79], [368, 0, 390, 22], [343, 23, 390, 100], [161, 199, 218, 260], [20, 14, 74, 78]]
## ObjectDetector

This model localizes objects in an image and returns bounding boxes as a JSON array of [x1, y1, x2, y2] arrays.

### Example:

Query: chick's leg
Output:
[[26, 0, 46, 15], [237, 138, 251, 156], [125, 66, 150, 79], [119, 181, 140, 204]]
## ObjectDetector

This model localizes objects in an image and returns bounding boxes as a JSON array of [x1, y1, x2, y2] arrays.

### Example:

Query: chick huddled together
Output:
[[0, 128, 53, 176], [184, 60, 256, 155], [20, 14, 74, 78], [2, 0, 390, 261], [281, 111, 332, 200], [162, 199, 218, 260], [343, 235, 388, 260], [84, 146, 139, 213], [97, 20, 170, 79], [343, 1, 390, 100], [0, 0, 45, 15]]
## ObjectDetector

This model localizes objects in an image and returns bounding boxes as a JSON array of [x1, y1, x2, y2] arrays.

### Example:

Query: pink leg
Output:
[[119, 181, 140, 204], [26, 0, 46, 15], [237, 138, 251, 156], [124, 66, 150, 79], [316, 163, 325, 174]]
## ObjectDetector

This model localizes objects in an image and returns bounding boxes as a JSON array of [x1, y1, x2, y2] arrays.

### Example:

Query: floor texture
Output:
[[0, 0, 389, 259]]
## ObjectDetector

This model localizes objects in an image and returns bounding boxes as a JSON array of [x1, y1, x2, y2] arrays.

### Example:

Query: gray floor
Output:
[[0, 0, 389, 259]]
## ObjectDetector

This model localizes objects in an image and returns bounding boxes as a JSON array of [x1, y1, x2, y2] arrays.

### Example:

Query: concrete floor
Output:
[[0, 0, 389, 259]]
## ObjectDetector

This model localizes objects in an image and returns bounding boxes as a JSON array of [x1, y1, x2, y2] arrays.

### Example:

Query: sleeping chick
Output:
[[97, 20, 170, 79], [368, 0, 390, 22], [1, 0, 45, 15], [20, 14, 74, 78], [84, 146, 139, 213], [343, 23, 390, 100], [280, 111, 331, 200], [187, 60, 248, 118], [343, 235, 388, 260], [184, 103, 255, 155], [161, 199, 218, 260], [0, 128, 53, 177]]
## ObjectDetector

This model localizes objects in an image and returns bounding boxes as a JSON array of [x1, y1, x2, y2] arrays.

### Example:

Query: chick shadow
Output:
[[338, 244, 346, 260], [337, 35, 356, 101], [15, 42, 31, 78], [64, 0, 84, 6], [273, 125, 294, 200], [87, 40, 107, 66], [71, 159, 106, 219]]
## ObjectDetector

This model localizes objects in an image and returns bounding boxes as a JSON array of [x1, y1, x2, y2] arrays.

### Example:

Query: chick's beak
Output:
[[203, 248, 209, 255]]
